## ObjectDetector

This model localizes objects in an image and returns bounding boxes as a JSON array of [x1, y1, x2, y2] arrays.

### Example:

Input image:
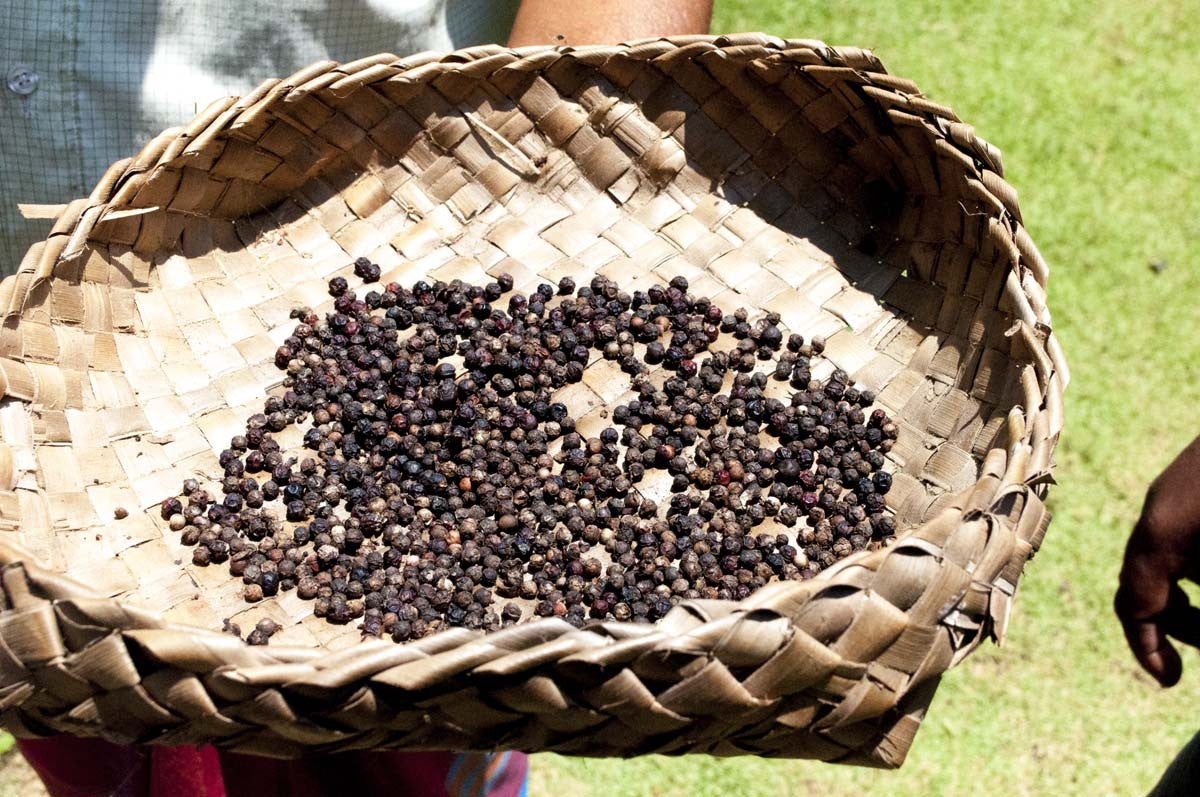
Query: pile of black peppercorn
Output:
[[160, 258, 898, 642]]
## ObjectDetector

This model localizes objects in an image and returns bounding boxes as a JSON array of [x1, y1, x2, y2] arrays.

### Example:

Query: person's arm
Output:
[[507, 0, 712, 47], [1116, 435, 1200, 686]]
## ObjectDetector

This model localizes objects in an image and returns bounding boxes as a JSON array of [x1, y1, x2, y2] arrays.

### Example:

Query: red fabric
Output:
[[19, 738, 224, 797], [156, 747, 224, 797], [18, 737, 529, 797], [217, 750, 461, 797]]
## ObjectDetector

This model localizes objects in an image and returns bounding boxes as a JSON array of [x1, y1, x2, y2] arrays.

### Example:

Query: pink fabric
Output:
[[18, 737, 528, 797]]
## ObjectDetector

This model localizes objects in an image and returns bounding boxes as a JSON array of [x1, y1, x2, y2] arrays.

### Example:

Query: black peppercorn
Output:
[[353, 257, 382, 283], [160, 269, 896, 639]]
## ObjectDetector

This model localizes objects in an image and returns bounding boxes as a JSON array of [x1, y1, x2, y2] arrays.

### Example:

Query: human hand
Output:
[[1115, 435, 1200, 686]]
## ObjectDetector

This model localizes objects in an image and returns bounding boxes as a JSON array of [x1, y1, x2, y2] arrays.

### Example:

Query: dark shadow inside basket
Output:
[[36, 52, 1028, 649]]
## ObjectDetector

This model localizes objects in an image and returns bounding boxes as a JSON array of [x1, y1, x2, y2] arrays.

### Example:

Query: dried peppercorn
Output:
[[163, 265, 896, 642]]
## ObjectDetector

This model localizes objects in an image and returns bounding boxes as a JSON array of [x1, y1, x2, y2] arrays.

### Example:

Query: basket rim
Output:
[[0, 34, 1067, 765]]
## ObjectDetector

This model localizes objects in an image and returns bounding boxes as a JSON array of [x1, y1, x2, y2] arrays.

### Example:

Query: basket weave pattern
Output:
[[0, 35, 1066, 765]]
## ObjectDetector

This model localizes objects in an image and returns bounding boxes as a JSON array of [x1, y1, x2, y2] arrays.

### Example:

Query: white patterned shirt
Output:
[[0, 0, 518, 275]]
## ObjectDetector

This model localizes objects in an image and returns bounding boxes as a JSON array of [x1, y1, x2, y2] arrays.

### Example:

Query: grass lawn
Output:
[[532, 1, 1200, 795], [2, 2, 1197, 794]]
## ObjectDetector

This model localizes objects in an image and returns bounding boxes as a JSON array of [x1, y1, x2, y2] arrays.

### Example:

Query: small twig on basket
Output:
[[464, 111, 541, 180]]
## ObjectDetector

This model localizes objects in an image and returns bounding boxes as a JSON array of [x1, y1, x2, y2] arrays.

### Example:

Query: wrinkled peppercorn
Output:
[[164, 266, 896, 643]]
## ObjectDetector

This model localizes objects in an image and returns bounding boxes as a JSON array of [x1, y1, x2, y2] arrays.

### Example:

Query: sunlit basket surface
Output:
[[0, 34, 1067, 765]]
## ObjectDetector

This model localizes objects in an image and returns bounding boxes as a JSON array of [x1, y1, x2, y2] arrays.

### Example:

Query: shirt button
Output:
[[6, 65, 39, 96]]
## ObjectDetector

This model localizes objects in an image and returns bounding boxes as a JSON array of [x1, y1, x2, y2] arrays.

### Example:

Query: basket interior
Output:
[[0, 43, 1032, 653]]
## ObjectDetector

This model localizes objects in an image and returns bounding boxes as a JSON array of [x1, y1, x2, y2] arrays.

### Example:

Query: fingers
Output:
[[1114, 435, 1200, 686], [1116, 545, 1179, 685], [1115, 543, 1171, 627], [1121, 616, 1182, 687], [1116, 581, 1199, 687]]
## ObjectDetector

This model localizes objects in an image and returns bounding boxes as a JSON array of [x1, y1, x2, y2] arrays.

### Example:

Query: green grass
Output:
[[532, 1, 1200, 795]]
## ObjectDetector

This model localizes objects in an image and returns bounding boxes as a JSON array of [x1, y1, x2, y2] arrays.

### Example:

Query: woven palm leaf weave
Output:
[[0, 34, 1067, 766]]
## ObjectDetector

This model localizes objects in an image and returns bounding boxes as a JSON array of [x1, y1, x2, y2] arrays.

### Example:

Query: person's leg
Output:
[[1148, 730, 1200, 796]]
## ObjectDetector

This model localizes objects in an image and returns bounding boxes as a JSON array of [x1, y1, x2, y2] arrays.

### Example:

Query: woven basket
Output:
[[0, 35, 1067, 766]]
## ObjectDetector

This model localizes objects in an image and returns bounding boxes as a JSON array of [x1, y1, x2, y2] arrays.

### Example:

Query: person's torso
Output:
[[0, 0, 518, 274]]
